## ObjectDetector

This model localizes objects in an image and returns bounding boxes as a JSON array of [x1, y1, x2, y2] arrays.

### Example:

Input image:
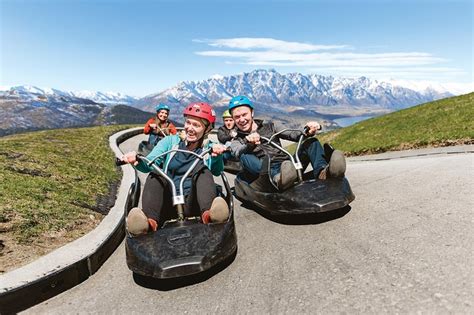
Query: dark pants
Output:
[[223, 151, 234, 162], [240, 138, 328, 183], [148, 134, 164, 146], [142, 167, 217, 225]]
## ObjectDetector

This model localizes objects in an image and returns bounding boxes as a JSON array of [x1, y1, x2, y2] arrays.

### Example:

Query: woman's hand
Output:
[[121, 151, 138, 166], [305, 121, 322, 136], [149, 123, 157, 129], [211, 144, 227, 157]]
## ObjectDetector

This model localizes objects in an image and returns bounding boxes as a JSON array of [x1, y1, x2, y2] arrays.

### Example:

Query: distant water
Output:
[[333, 115, 374, 127]]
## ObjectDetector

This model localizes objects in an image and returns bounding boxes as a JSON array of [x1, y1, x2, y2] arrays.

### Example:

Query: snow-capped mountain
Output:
[[135, 69, 457, 115], [0, 86, 148, 136], [2, 70, 469, 135], [70, 91, 137, 105], [0, 85, 138, 105]]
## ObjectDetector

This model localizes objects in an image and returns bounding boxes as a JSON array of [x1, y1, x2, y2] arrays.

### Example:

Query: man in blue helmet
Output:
[[144, 103, 177, 147], [227, 95, 346, 191]]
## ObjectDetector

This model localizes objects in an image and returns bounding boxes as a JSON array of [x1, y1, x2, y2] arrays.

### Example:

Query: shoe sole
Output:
[[279, 160, 298, 190], [209, 197, 229, 223], [329, 150, 346, 177], [126, 208, 149, 235]]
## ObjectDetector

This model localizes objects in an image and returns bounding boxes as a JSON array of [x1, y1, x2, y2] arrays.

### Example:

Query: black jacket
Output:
[[217, 126, 237, 144], [229, 119, 302, 162]]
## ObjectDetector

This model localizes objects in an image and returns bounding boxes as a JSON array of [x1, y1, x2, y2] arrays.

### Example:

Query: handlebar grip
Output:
[[303, 126, 310, 135], [115, 157, 127, 166]]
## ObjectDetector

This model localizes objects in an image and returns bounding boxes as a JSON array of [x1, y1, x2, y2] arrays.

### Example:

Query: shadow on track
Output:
[[132, 249, 237, 291], [240, 201, 352, 225]]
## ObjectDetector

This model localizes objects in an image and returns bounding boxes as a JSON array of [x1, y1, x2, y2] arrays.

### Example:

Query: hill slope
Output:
[[0, 94, 154, 136], [0, 125, 131, 273], [317, 93, 474, 155]]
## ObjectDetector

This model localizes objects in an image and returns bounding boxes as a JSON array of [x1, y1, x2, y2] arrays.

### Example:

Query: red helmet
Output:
[[183, 102, 216, 125]]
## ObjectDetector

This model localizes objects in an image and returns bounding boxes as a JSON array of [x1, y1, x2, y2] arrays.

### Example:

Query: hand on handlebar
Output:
[[211, 143, 227, 157], [121, 151, 139, 166], [245, 132, 261, 145], [304, 121, 322, 136]]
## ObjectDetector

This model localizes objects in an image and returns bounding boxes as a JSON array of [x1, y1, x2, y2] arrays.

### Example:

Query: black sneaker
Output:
[[323, 143, 335, 163]]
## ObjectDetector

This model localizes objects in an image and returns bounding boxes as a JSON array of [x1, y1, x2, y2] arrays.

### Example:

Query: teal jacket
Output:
[[135, 134, 224, 176]]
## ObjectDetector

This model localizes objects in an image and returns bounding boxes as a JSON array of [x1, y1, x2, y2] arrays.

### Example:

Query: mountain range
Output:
[[135, 69, 454, 113], [1, 69, 468, 135], [0, 85, 137, 105], [0, 87, 147, 136]]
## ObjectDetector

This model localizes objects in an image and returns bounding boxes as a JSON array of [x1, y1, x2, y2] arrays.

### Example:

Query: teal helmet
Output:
[[155, 103, 170, 112], [228, 95, 254, 112]]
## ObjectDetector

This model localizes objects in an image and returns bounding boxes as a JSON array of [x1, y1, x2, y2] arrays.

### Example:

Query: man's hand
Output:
[[305, 121, 322, 136], [121, 151, 138, 166], [245, 132, 261, 145], [211, 144, 227, 157]]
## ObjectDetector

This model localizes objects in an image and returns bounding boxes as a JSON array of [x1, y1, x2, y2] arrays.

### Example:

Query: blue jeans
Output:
[[239, 138, 327, 182], [240, 154, 282, 180], [298, 137, 328, 176], [148, 134, 163, 146], [223, 151, 233, 162]]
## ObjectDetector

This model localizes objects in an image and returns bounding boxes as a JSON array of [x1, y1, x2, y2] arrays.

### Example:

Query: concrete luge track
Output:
[[23, 134, 474, 314]]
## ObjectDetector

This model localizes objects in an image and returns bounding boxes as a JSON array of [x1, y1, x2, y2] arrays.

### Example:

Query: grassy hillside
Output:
[[316, 93, 474, 155], [0, 125, 133, 272], [110, 104, 154, 124]]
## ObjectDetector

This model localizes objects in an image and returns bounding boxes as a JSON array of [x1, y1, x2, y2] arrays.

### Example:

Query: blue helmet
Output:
[[228, 95, 254, 112], [155, 103, 170, 112]]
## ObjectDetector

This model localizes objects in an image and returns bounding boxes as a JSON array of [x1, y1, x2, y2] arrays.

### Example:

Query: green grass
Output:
[[304, 93, 474, 155], [0, 125, 134, 243]]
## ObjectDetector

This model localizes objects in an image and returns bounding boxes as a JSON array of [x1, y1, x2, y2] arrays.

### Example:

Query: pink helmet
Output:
[[183, 102, 216, 125]]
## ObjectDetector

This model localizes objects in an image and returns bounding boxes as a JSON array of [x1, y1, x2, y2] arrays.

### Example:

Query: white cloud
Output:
[[194, 37, 468, 84], [310, 66, 466, 79], [194, 38, 348, 52], [314, 66, 463, 73], [196, 50, 445, 67], [384, 79, 474, 95], [439, 82, 474, 94]]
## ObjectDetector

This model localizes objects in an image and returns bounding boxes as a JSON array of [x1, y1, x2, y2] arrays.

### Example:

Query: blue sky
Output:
[[1, 0, 472, 96]]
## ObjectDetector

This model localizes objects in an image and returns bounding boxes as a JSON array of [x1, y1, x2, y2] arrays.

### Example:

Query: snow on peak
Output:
[[0, 85, 138, 105], [139, 69, 464, 111], [210, 74, 224, 80]]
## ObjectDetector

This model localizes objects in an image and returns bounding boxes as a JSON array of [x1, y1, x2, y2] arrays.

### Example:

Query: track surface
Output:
[[25, 135, 473, 313]]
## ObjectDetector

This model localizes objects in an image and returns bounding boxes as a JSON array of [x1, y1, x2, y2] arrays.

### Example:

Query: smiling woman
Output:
[[120, 102, 228, 237], [0, 125, 131, 273]]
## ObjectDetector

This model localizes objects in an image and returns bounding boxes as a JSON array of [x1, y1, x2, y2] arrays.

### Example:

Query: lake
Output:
[[333, 115, 375, 127]]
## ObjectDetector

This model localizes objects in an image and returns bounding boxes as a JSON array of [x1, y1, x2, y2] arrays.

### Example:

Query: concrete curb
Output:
[[0, 127, 142, 315], [347, 144, 474, 162]]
